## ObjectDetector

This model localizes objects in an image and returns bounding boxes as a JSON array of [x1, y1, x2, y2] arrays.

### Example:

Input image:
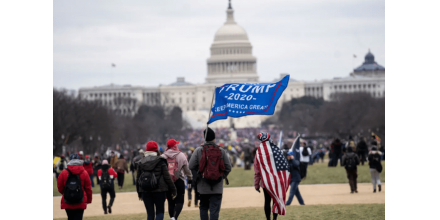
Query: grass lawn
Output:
[[54, 203, 385, 220], [54, 162, 385, 196]]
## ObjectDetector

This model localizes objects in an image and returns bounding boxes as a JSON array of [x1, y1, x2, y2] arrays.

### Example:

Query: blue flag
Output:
[[290, 135, 301, 159], [207, 75, 290, 124]]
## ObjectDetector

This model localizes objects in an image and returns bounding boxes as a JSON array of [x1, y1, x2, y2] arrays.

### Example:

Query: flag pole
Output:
[[204, 86, 217, 143]]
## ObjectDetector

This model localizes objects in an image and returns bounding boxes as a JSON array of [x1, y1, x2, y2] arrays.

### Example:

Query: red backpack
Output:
[[198, 144, 226, 189], [167, 153, 180, 182]]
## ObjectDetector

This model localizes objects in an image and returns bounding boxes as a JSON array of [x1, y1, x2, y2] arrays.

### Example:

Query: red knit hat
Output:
[[167, 139, 179, 147], [146, 141, 159, 152]]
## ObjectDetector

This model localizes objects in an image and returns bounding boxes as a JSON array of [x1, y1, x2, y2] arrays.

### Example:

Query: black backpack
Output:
[[58, 160, 65, 171], [101, 169, 112, 189], [302, 147, 310, 156], [345, 156, 356, 170], [138, 163, 162, 192], [63, 169, 84, 204]]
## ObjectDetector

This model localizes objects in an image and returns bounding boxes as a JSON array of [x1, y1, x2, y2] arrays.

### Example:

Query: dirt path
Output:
[[53, 183, 385, 219]]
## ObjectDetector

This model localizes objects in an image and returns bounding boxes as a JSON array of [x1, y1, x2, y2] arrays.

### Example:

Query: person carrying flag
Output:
[[254, 132, 290, 220]]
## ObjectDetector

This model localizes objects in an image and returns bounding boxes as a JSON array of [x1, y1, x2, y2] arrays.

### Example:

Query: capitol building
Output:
[[78, 2, 385, 128]]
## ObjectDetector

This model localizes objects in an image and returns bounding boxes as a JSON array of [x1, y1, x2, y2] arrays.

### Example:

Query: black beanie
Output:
[[204, 127, 215, 142], [347, 146, 353, 153]]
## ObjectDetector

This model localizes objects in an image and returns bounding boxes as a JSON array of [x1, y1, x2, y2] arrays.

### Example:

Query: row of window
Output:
[[211, 48, 252, 55], [332, 84, 380, 90], [89, 92, 133, 98]]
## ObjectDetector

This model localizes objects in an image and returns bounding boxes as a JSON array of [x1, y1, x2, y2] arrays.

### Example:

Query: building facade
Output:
[[78, 2, 385, 127]]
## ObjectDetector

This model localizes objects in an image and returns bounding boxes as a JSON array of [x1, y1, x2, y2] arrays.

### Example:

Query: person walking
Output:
[[341, 147, 360, 193], [356, 137, 368, 165], [137, 141, 177, 220], [331, 139, 343, 166], [130, 149, 144, 185], [254, 132, 290, 220], [368, 145, 383, 193], [188, 127, 232, 220], [109, 151, 118, 168], [56, 155, 67, 179], [93, 155, 102, 185], [83, 155, 94, 188], [113, 155, 129, 189], [286, 152, 305, 206], [162, 139, 193, 220], [299, 142, 312, 180], [57, 154, 93, 220], [97, 159, 118, 214]]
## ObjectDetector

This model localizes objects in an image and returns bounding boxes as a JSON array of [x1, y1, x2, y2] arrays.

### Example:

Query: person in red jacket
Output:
[[98, 159, 118, 214], [57, 154, 93, 220], [83, 155, 94, 187]]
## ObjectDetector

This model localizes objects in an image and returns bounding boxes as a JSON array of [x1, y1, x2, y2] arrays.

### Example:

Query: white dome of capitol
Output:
[[214, 24, 249, 41]]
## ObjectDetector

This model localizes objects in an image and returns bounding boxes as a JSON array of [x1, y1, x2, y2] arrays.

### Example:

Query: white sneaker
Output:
[[171, 218, 176, 220]]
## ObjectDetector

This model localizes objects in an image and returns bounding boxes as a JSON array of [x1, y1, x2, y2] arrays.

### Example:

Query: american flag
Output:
[[255, 140, 291, 215]]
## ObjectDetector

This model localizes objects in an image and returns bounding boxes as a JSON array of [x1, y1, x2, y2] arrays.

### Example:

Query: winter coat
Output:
[[341, 152, 360, 170], [130, 155, 143, 171], [97, 165, 118, 188], [161, 149, 193, 181], [368, 151, 382, 169], [109, 155, 118, 168], [57, 159, 93, 209], [83, 160, 94, 175], [136, 155, 177, 197], [357, 140, 368, 153], [93, 159, 101, 175], [288, 159, 301, 182], [113, 158, 129, 173], [332, 142, 343, 153], [188, 142, 232, 194], [299, 147, 312, 162]]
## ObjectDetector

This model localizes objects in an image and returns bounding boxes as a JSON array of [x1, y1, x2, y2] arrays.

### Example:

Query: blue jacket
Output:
[[288, 159, 301, 182]]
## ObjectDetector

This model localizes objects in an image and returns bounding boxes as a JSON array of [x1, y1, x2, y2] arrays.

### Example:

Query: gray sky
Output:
[[53, 0, 385, 91]]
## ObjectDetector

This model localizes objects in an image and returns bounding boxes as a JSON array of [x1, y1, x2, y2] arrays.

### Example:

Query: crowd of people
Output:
[[55, 127, 384, 220]]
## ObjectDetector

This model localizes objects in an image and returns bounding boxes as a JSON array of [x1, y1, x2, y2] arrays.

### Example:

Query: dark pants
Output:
[[263, 188, 278, 220], [187, 182, 199, 205], [357, 151, 367, 165], [286, 181, 304, 205], [117, 172, 124, 188], [299, 162, 308, 179], [199, 194, 222, 220], [332, 152, 342, 166], [96, 174, 100, 184], [346, 169, 358, 192], [142, 192, 166, 220], [56, 172, 60, 179], [166, 179, 185, 219], [101, 187, 116, 212], [65, 209, 84, 220]]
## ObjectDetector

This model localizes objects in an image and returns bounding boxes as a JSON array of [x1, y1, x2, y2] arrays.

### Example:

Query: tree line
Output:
[[53, 89, 183, 156], [271, 92, 385, 143]]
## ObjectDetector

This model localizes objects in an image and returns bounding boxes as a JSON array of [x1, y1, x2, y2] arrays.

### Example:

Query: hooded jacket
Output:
[[341, 152, 360, 170], [114, 158, 128, 173], [368, 151, 382, 169], [83, 159, 94, 175], [288, 159, 302, 182], [97, 164, 118, 188], [57, 159, 93, 209], [136, 155, 177, 197], [161, 149, 193, 181]]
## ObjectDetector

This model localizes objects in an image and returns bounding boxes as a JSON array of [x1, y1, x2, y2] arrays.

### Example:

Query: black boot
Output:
[[378, 185, 381, 192], [373, 189, 376, 193]]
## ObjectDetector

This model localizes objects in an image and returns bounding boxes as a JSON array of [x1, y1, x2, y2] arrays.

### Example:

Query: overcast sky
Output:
[[53, 0, 385, 91]]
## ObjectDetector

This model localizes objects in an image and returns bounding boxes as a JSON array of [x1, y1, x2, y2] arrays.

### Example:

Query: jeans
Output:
[[286, 181, 304, 205], [187, 181, 199, 205], [299, 162, 308, 179], [166, 179, 185, 219], [370, 169, 381, 190], [89, 174, 94, 187], [65, 209, 84, 220], [101, 187, 116, 212], [199, 194, 222, 220], [332, 152, 342, 166], [346, 169, 358, 192], [142, 192, 166, 220], [263, 188, 278, 220]]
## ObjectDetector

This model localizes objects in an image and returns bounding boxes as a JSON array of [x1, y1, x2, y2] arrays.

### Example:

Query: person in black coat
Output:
[[368, 145, 383, 193], [285, 151, 305, 206], [356, 137, 368, 165]]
